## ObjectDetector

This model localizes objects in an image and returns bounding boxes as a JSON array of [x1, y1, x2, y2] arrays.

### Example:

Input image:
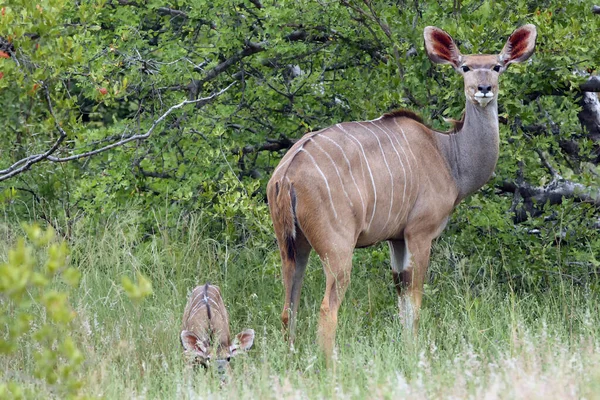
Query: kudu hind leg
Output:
[[389, 237, 431, 334], [280, 231, 311, 348], [317, 249, 353, 362]]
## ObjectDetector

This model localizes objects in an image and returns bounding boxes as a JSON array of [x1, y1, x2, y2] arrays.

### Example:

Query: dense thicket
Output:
[[1, 0, 600, 286]]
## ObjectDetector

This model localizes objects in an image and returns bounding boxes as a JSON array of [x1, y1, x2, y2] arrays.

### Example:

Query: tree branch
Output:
[[189, 41, 266, 98], [0, 85, 68, 180], [156, 7, 215, 28], [248, 0, 263, 9], [237, 137, 298, 155], [534, 148, 559, 179], [498, 178, 600, 210], [156, 6, 188, 18], [580, 76, 600, 92], [0, 82, 236, 182]]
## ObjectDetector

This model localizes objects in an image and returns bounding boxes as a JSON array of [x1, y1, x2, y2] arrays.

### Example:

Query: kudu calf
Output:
[[180, 283, 255, 374], [267, 25, 537, 360]]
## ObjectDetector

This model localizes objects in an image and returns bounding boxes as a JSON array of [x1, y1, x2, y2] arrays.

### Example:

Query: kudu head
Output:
[[180, 328, 255, 374], [424, 25, 537, 108]]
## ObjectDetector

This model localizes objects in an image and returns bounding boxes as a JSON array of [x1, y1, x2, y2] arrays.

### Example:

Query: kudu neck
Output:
[[436, 99, 500, 203]]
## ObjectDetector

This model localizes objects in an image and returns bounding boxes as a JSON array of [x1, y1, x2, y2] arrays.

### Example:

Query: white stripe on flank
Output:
[[362, 121, 394, 230], [272, 128, 328, 177], [388, 120, 414, 203], [208, 296, 221, 308], [188, 300, 206, 322], [188, 291, 224, 323], [374, 121, 408, 225], [186, 290, 205, 323], [299, 148, 338, 219], [312, 140, 354, 208], [337, 123, 377, 228], [397, 124, 418, 165], [319, 134, 366, 216], [393, 119, 419, 179]]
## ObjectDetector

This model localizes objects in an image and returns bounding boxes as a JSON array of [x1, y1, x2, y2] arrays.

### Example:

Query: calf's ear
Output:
[[230, 329, 255, 356], [181, 330, 208, 357]]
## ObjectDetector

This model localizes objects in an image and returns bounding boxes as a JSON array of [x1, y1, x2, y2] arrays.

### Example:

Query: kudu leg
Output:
[[389, 236, 432, 334], [280, 232, 312, 349], [316, 249, 353, 362]]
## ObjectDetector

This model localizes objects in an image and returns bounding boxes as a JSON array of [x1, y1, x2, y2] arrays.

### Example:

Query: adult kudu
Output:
[[267, 25, 537, 360]]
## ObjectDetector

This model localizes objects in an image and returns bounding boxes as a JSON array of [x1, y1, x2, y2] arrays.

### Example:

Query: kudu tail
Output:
[[268, 179, 297, 263]]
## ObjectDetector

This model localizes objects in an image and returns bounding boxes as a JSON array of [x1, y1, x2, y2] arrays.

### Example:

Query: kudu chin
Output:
[[267, 25, 537, 362], [180, 283, 254, 375]]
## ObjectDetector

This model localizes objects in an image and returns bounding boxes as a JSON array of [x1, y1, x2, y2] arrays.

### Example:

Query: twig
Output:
[[0, 82, 236, 182], [0, 85, 68, 180], [189, 42, 266, 98], [534, 148, 560, 179]]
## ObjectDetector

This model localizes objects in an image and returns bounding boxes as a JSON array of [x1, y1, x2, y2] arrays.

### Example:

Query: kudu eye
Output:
[[461, 65, 470, 73], [226, 356, 231, 362], [493, 65, 501, 72]]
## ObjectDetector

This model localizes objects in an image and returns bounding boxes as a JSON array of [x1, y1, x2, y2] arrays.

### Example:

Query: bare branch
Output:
[[580, 76, 600, 92], [115, 2, 215, 27], [156, 6, 187, 18], [248, 0, 263, 9], [189, 41, 266, 97], [0, 85, 67, 180], [156, 7, 215, 28], [498, 178, 600, 209], [0, 82, 236, 182], [236, 137, 298, 155], [534, 149, 560, 179]]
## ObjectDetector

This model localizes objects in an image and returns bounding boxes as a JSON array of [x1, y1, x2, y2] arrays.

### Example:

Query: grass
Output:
[[2, 212, 600, 399]]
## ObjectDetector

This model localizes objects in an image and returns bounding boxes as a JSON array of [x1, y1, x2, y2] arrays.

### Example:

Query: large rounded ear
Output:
[[500, 24, 537, 66], [180, 330, 208, 357], [424, 26, 462, 68], [230, 329, 255, 356]]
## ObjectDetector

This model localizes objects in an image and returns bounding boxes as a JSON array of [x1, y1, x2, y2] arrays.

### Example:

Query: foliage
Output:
[[3, 1, 600, 395], [121, 271, 153, 305], [0, 225, 83, 398], [2, 218, 600, 398], [1, 1, 600, 281]]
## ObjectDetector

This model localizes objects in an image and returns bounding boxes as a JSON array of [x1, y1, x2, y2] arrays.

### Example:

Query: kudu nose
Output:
[[478, 85, 492, 94], [215, 359, 228, 375]]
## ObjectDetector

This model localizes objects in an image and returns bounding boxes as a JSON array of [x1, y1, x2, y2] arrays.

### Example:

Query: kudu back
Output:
[[267, 25, 537, 361], [180, 283, 254, 373]]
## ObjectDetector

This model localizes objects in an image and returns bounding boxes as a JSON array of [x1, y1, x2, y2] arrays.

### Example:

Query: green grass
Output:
[[2, 213, 600, 399]]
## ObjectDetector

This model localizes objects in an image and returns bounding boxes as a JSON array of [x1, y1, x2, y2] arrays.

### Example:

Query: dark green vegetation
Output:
[[3, 220, 600, 398], [2, 0, 600, 397]]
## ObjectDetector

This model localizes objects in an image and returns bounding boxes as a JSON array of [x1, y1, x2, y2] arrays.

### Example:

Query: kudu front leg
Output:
[[389, 236, 432, 334], [317, 250, 353, 363]]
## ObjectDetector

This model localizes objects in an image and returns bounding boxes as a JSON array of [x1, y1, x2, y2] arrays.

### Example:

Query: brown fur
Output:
[[383, 108, 464, 133], [268, 25, 537, 364], [181, 284, 231, 356], [181, 283, 256, 374], [382, 109, 424, 124]]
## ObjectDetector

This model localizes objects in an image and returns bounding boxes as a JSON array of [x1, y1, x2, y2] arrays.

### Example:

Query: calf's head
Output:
[[180, 328, 255, 373]]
